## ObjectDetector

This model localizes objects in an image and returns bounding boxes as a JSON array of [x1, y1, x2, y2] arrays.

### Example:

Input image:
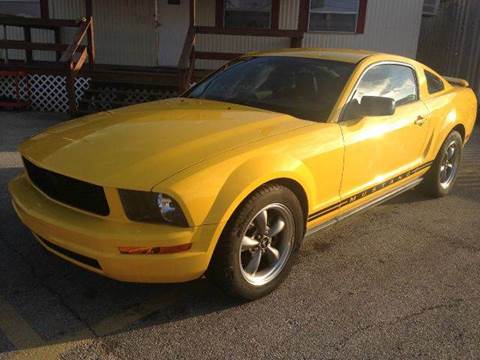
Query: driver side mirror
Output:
[[360, 96, 396, 116], [344, 96, 396, 121]]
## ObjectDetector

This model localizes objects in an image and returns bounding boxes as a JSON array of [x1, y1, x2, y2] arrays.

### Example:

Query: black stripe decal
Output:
[[308, 161, 433, 222]]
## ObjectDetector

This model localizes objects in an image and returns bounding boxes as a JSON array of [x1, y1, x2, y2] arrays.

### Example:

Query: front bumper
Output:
[[8, 173, 218, 283]]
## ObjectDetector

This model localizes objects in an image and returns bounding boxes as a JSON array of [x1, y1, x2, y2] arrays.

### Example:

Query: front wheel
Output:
[[207, 184, 304, 300], [422, 130, 463, 197]]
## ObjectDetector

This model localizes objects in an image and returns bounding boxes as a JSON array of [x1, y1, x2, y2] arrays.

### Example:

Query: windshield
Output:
[[186, 56, 355, 121]]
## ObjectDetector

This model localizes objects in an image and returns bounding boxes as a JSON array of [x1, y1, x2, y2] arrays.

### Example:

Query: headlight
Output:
[[119, 190, 188, 227]]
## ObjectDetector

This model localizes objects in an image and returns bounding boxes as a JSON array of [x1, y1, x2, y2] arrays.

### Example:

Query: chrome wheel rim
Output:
[[239, 203, 295, 287], [439, 140, 460, 189]]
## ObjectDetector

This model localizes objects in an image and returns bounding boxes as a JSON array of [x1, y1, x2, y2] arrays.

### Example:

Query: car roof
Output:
[[246, 48, 380, 64]]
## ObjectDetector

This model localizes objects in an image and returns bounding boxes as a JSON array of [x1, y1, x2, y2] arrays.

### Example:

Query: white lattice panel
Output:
[[0, 74, 90, 112]]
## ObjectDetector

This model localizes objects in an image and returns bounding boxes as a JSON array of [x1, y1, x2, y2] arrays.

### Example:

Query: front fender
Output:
[[154, 152, 316, 257], [205, 153, 315, 226], [154, 151, 315, 229]]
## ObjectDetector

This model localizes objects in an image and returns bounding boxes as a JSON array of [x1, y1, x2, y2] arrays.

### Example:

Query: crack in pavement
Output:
[[333, 297, 479, 351]]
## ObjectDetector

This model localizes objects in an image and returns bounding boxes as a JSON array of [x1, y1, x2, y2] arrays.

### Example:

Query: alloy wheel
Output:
[[239, 203, 295, 286], [439, 140, 460, 189]]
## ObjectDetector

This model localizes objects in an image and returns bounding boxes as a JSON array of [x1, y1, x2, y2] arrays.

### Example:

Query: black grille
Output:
[[38, 235, 102, 270], [23, 158, 110, 216]]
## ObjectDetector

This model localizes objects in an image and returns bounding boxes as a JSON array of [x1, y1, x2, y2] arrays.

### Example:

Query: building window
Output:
[[224, 0, 272, 29], [309, 0, 360, 33], [0, 1, 41, 17]]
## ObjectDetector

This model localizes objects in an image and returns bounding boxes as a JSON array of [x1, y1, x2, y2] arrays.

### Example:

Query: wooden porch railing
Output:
[[0, 15, 95, 113], [178, 26, 196, 93], [177, 26, 304, 92], [60, 17, 95, 113]]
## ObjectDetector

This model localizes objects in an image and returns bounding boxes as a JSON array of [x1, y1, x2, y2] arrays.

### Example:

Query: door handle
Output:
[[414, 116, 426, 126]]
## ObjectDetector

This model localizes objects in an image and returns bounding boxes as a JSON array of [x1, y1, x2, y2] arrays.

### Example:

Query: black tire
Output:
[[421, 130, 463, 197], [207, 184, 304, 300]]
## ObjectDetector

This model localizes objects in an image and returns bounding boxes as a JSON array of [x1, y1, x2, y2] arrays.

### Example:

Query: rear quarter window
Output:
[[425, 70, 445, 94]]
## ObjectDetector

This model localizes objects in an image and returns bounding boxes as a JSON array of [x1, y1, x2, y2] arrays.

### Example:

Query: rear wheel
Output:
[[422, 131, 463, 197], [207, 184, 304, 300]]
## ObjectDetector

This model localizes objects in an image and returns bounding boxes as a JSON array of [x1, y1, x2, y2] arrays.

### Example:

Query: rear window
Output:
[[425, 70, 445, 94]]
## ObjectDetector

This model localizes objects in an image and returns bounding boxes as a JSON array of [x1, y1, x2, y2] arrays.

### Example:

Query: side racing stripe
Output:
[[308, 161, 433, 222]]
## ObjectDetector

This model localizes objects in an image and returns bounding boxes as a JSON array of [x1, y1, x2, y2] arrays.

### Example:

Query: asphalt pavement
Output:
[[0, 111, 479, 359]]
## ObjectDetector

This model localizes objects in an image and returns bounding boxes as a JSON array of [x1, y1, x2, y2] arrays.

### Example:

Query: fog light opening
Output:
[[118, 243, 192, 255]]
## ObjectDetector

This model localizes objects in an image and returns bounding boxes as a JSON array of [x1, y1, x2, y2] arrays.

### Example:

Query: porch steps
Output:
[[77, 80, 178, 115], [77, 67, 210, 115]]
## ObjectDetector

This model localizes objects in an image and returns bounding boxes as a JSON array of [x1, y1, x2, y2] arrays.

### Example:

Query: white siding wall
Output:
[[49, 0, 158, 67], [195, 0, 296, 69], [196, 34, 290, 69], [156, 0, 189, 67], [0, 0, 56, 62], [31, 28, 56, 61], [303, 0, 423, 59], [279, 0, 299, 30], [49, 0, 84, 19], [0, 26, 24, 61], [196, 0, 423, 69], [196, 0, 215, 27], [0, 26, 56, 62], [49, 0, 87, 63], [46, 0, 423, 69], [93, 0, 158, 66]]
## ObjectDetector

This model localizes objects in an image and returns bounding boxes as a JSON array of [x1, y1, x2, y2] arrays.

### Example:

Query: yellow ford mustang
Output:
[[9, 49, 477, 299]]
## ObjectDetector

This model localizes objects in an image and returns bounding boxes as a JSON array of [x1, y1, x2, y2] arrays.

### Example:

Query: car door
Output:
[[339, 63, 432, 201]]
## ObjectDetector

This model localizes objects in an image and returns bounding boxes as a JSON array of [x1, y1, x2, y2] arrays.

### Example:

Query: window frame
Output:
[[223, 0, 274, 30], [340, 61, 420, 122], [308, 0, 360, 34]]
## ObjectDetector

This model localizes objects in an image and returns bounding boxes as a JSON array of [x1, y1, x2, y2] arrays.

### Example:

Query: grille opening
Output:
[[23, 158, 110, 216], [37, 235, 102, 270]]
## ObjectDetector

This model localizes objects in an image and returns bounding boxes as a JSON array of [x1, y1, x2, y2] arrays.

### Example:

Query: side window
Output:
[[224, 0, 272, 29], [309, 0, 360, 32], [352, 64, 418, 106], [0, 1, 40, 17], [425, 70, 445, 94]]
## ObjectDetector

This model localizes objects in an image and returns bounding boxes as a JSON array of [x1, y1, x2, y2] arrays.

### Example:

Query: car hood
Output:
[[20, 98, 311, 190]]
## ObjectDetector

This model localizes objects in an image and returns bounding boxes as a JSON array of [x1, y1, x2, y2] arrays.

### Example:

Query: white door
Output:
[[156, 0, 190, 67], [92, 0, 158, 66]]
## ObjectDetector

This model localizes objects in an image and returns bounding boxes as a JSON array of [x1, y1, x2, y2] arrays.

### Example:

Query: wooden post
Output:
[[215, 0, 224, 28], [290, 35, 303, 48], [293, 0, 309, 48], [86, 17, 95, 69], [54, 27, 61, 61], [190, 0, 195, 27], [40, 0, 50, 19], [189, 43, 196, 85], [66, 68, 77, 114], [85, 1, 95, 70], [178, 69, 186, 93], [85, 0, 93, 18], [271, 0, 280, 30], [297, 0, 309, 33], [23, 26, 32, 62], [189, 0, 195, 88]]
